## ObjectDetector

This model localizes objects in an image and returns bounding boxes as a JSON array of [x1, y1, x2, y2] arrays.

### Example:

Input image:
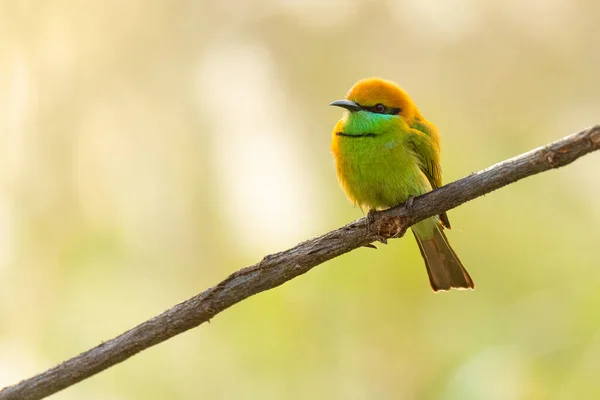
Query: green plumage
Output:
[[335, 112, 432, 209], [330, 77, 474, 291]]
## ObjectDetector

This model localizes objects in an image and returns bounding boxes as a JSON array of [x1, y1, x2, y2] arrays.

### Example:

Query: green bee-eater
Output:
[[330, 77, 474, 291]]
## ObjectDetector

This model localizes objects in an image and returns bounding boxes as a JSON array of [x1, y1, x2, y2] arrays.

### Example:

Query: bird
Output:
[[330, 77, 474, 292]]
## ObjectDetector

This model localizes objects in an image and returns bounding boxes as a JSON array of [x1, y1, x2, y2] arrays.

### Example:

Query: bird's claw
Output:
[[405, 196, 415, 213], [364, 209, 388, 245], [366, 209, 378, 226]]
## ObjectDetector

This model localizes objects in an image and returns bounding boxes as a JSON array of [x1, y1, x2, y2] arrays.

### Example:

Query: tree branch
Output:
[[2, 125, 599, 400]]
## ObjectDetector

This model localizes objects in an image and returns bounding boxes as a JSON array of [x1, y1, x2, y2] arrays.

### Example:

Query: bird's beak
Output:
[[329, 99, 363, 112]]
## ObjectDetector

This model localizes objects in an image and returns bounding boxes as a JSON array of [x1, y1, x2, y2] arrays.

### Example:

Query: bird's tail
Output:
[[412, 220, 474, 292]]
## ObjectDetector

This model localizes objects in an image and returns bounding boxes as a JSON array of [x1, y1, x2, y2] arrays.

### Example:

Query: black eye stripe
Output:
[[359, 103, 402, 115]]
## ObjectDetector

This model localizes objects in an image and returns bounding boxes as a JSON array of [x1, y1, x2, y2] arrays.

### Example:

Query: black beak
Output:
[[329, 99, 363, 112]]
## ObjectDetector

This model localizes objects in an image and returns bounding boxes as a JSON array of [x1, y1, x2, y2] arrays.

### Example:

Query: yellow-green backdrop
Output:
[[1, 1, 599, 399]]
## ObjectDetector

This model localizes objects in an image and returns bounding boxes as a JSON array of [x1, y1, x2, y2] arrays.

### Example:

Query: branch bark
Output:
[[2, 125, 599, 400]]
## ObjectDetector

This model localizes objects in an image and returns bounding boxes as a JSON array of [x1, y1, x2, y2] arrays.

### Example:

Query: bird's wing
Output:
[[408, 121, 451, 229]]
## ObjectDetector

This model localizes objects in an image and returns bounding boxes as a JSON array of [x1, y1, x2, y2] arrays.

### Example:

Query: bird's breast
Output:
[[332, 134, 430, 210]]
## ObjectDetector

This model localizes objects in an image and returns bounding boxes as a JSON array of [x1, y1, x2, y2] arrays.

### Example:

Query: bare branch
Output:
[[2, 125, 599, 400]]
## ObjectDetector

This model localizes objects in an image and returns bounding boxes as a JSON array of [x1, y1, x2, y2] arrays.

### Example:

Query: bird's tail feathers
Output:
[[412, 224, 474, 292]]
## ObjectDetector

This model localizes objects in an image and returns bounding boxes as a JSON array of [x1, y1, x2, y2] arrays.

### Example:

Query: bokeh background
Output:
[[1, 1, 599, 399]]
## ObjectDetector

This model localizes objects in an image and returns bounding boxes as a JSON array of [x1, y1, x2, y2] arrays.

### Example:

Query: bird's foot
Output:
[[405, 196, 415, 213], [366, 209, 378, 226], [364, 209, 389, 245]]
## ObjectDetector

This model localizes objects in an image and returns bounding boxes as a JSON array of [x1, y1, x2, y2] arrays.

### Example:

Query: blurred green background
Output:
[[1, 1, 599, 399]]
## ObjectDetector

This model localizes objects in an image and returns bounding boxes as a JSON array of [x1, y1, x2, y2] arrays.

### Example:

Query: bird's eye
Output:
[[374, 103, 386, 113]]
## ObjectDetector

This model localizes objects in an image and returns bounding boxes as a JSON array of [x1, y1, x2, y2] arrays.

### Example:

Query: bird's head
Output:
[[330, 77, 420, 137]]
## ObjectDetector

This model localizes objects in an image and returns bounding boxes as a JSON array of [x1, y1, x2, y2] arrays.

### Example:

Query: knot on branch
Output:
[[378, 215, 408, 238], [545, 150, 559, 168], [367, 213, 409, 243]]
